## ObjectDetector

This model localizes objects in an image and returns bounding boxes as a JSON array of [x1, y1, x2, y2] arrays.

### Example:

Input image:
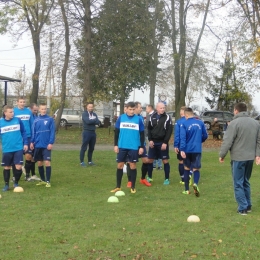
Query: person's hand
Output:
[[114, 146, 119, 153], [219, 157, 224, 163], [30, 143, 34, 150], [256, 156, 260, 165], [161, 143, 167, 151], [138, 148, 144, 155], [174, 147, 179, 154], [149, 141, 154, 148], [180, 151, 186, 158], [214, 118, 218, 122], [47, 144, 53, 150], [24, 145, 28, 152]]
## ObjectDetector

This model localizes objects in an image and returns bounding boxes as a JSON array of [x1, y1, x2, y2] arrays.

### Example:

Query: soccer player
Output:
[[219, 103, 260, 215], [80, 103, 101, 167], [134, 102, 151, 187], [0, 105, 28, 191], [174, 106, 186, 184], [14, 97, 34, 181], [180, 107, 208, 196], [147, 102, 172, 185], [30, 104, 55, 188], [111, 101, 145, 194]]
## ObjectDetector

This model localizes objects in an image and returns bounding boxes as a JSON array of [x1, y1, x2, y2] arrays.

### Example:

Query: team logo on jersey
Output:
[[44, 121, 48, 125]]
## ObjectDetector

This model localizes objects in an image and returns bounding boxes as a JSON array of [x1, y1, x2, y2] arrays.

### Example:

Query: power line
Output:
[[0, 63, 23, 68], [0, 45, 33, 52]]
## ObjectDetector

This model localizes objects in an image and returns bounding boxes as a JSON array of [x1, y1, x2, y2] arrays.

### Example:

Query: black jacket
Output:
[[148, 112, 172, 144]]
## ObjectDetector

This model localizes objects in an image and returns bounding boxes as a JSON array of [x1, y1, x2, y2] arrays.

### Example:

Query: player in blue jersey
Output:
[[14, 97, 34, 181], [0, 105, 28, 191], [30, 104, 55, 188], [111, 101, 145, 194], [180, 107, 208, 196], [147, 102, 172, 185], [174, 106, 187, 184]]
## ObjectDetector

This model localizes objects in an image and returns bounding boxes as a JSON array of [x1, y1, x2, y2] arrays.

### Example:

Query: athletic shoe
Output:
[[2, 185, 9, 192], [140, 179, 151, 187], [237, 210, 247, 215], [157, 167, 162, 170], [110, 187, 121, 193], [13, 183, 19, 188], [193, 184, 200, 197], [247, 206, 252, 213], [36, 181, 47, 186], [189, 175, 192, 186], [130, 188, 136, 194], [46, 182, 51, 188], [180, 181, 184, 185], [80, 162, 87, 167], [146, 177, 153, 183], [88, 162, 96, 166], [127, 181, 132, 188], [163, 179, 170, 185], [182, 190, 191, 195], [29, 175, 41, 181], [22, 166, 26, 176]]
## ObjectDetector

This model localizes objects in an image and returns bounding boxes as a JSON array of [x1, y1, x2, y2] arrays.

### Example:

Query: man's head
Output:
[[156, 102, 165, 115], [134, 101, 142, 115], [38, 104, 47, 116], [184, 107, 194, 119], [3, 105, 14, 120], [180, 106, 186, 117], [125, 101, 135, 116], [234, 103, 247, 115], [17, 97, 25, 109], [30, 103, 38, 115], [146, 104, 154, 114], [86, 103, 94, 112]]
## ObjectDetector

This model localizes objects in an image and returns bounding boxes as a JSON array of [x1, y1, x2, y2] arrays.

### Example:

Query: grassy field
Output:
[[1, 148, 260, 260]]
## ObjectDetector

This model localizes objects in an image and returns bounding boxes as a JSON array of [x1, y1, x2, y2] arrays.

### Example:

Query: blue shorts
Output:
[[183, 153, 201, 169], [33, 148, 52, 162], [139, 146, 148, 158], [117, 149, 139, 163], [1, 150, 24, 167], [148, 142, 170, 160], [24, 137, 33, 155]]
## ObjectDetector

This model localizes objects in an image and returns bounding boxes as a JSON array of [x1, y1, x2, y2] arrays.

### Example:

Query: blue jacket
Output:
[[180, 117, 208, 153], [82, 111, 101, 131], [14, 107, 33, 138], [174, 116, 186, 148], [0, 117, 28, 153], [31, 115, 55, 148]]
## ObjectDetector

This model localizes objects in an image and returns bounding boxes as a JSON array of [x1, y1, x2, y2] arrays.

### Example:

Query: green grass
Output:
[[1, 150, 260, 259]]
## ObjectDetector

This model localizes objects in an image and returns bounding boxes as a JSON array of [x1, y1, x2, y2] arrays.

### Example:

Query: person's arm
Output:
[[114, 116, 121, 146], [179, 124, 186, 152], [163, 115, 173, 144], [174, 121, 180, 148], [19, 118, 28, 150], [202, 124, 208, 143], [49, 118, 56, 144], [82, 112, 98, 125]]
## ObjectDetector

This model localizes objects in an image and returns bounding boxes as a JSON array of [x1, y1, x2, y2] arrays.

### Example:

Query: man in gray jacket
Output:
[[219, 103, 260, 215]]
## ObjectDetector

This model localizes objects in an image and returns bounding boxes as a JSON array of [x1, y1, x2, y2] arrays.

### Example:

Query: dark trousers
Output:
[[80, 131, 96, 163]]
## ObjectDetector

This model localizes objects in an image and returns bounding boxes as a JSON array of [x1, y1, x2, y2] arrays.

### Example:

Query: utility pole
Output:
[[47, 32, 53, 109]]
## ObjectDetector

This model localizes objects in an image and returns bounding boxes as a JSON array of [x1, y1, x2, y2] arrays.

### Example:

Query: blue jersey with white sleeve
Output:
[[115, 113, 144, 150], [31, 114, 55, 148], [14, 107, 33, 138], [0, 117, 28, 153], [180, 117, 208, 153], [174, 116, 186, 148]]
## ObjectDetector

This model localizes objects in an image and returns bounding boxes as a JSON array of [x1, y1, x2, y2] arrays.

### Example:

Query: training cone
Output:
[[187, 215, 200, 223], [107, 196, 119, 203], [115, 190, 125, 197], [13, 187, 24, 193]]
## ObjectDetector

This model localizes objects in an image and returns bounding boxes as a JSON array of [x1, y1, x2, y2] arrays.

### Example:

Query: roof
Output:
[[0, 75, 21, 82]]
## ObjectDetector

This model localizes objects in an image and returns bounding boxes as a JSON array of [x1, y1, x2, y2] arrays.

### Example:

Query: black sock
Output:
[[3, 169, 10, 185], [31, 162, 36, 176], [141, 163, 148, 179], [25, 160, 31, 178], [38, 166, 45, 181], [130, 168, 137, 189], [14, 168, 22, 184], [116, 168, 123, 188], [46, 166, 51, 182], [126, 163, 131, 182]]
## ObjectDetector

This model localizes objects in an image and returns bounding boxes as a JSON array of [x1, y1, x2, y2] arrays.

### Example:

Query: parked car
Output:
[[200, 110, 234, 130], [54, 108, 105, 127], [166, 111, 175, 124]]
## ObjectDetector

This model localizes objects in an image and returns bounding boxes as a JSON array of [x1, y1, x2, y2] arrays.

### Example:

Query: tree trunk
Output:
[[55, 0, 71, 132], [82, 0, 92, 106]]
